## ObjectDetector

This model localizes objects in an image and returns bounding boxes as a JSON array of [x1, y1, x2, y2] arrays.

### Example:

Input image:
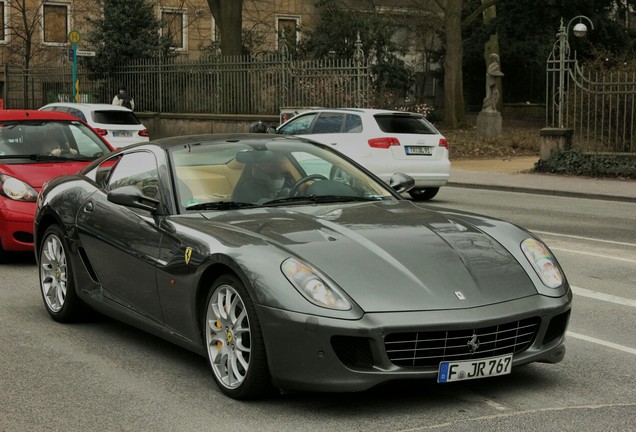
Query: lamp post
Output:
[[556, 15, 594, 128]]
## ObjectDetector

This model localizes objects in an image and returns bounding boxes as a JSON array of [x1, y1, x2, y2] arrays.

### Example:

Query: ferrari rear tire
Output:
[[39, 225, 86, 322], [204, 274, 273, 399], [408, 187, 440, 201]]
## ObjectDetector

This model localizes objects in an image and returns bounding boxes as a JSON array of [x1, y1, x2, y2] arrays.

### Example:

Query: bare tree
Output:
[[2, 0, 94, 69], [433, 0, 499, 128]]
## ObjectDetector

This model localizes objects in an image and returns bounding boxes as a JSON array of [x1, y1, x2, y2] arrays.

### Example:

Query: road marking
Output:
[[572, 286, 636, 307], [550, 247, 636, 264], [567, 332, 636, 356], [531, 230, 636, 248], [394, 403, 636, 431]]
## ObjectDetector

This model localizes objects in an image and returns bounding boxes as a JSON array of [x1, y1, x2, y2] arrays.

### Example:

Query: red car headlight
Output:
[[0, 174, 38, 202]]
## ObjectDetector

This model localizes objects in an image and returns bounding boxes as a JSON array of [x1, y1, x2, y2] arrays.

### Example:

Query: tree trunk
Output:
[[443, 0, 465, 128], [207, 0, 243, 56]]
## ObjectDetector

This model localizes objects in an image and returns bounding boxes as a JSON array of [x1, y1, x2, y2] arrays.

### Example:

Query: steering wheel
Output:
[[289, 174, 328, 196]]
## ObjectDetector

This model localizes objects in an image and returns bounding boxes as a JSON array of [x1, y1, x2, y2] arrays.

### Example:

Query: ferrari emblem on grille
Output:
[[184, 247, 193, 266], [467, 333, 480, 353], [454, 291, 466, 300]]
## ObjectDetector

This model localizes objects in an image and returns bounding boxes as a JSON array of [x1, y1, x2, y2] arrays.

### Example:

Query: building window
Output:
[[43, 3, 69, 44], [276, 16, 300, 51], [162, 9, 186, 50]]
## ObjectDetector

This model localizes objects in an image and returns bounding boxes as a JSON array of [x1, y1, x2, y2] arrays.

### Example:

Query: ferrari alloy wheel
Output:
[[39, 225, 85, 322], [204, 274, 272, 399]]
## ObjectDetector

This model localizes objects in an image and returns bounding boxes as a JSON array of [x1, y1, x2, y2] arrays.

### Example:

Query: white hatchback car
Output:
[[39, 103, 149, 148], [276, 108, 450, 200]]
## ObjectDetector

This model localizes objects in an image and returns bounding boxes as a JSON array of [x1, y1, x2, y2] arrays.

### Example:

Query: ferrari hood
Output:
[[1, 162, 88, 189], [204, 201, 537, 312]]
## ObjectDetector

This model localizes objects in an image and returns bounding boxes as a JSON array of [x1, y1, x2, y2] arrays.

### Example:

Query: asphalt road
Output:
[[1, 187, 635, 432]]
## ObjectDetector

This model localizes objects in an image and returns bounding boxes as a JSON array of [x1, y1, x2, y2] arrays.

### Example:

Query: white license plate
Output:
[[405, 146, 432, 155], [437, 354, 512, 383], [112, 131, 133, 137]]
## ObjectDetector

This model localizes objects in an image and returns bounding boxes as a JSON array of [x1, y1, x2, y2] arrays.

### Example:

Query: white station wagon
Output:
[[40, 103, 149, 148], [276, 108, 450, 200]]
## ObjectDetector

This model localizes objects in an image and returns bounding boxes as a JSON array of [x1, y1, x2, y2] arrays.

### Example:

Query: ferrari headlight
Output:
[[0, 175, 38, 202], [281, 258, 351, 310], [521, 238, 564, 288]]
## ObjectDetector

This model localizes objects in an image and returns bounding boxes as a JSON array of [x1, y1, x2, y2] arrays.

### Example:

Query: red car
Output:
[[0, 110, 114, 261]]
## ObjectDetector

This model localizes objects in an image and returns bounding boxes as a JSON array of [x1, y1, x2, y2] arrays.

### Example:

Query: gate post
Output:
[[539, 127, 573, 160]]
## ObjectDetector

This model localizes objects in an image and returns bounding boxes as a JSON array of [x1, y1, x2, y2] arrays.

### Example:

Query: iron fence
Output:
[[546, 30, 636, 154], [3, 52, 370, 116]]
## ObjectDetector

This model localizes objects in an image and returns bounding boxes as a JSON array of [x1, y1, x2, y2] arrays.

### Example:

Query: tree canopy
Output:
[[84, 0, 170, 74]]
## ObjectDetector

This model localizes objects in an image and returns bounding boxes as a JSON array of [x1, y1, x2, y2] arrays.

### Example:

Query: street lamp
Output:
[[556, 15, 594, 128]]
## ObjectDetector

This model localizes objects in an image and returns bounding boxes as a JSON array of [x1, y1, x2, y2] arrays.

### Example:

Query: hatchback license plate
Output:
[[112, 131, 133, 137], [437, 354, 512, 383], [405, 146, 432, 155]]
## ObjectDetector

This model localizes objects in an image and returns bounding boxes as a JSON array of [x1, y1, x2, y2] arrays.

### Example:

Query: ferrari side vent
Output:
[[331, 336, 374, 369], [385, 317, 540, 368]]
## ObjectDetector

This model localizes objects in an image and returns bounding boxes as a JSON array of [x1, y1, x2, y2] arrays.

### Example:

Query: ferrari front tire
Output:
[[204, 274, 273, 399], [39, 225, 86, 322]]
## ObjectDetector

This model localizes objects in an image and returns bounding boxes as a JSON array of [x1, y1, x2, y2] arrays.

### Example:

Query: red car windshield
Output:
[[0, 120, 111, 159]]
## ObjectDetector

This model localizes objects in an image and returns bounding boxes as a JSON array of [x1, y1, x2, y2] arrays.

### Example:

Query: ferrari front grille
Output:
[[385, 317, 540, 368]]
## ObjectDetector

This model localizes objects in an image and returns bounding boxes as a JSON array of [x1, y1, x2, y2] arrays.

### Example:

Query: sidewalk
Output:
[[448, 156, 636, 202]]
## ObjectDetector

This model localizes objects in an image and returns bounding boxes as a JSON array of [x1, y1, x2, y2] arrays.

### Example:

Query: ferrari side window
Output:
[[107, 151, 160, 200]]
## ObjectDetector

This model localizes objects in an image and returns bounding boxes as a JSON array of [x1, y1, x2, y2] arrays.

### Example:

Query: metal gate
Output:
[[546, 19, 636, 154]]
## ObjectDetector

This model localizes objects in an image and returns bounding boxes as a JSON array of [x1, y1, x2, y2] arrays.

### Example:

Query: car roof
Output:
[[0, 109, 81, 122], [292, 108, 421, 116], [41, 103, 132, 112]]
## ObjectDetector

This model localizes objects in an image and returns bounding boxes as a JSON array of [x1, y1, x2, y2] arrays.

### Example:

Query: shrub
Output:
[[534, 149, 636, 179]]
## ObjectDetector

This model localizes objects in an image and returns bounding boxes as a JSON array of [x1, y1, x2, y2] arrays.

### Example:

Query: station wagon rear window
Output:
[[374, 115, 436, 134]]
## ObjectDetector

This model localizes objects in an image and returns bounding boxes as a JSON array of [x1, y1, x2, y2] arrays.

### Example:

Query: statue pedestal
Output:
[[476, 110, 502, 138]]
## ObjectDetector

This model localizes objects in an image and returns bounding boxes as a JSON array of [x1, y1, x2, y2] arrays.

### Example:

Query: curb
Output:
[[446, 181, 636, 203]]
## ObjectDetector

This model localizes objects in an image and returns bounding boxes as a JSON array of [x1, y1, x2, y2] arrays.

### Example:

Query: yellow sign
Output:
[[68, 30, 81, 45]]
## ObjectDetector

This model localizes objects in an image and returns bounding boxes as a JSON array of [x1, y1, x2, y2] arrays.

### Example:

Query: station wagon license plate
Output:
[[437, 354, 512, 383], [112, 131, 133, 137], [405, 146, 432, 155]]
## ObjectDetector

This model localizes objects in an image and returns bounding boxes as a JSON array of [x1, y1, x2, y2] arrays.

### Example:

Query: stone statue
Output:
[[482, 53, 504, 113]]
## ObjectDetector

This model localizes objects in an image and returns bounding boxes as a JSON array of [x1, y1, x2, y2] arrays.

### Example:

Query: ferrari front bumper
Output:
[[256, 292, 572, 392]]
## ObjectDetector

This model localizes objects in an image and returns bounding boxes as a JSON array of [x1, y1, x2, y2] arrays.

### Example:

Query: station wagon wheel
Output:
[[204, 274, 273, 399], [408, 187, 440, 201], [39, 225, 87, 322]]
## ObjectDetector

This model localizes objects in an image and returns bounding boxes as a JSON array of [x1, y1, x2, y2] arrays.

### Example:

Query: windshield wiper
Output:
[[262, 195, 383, 206], [0, 154, 68, 161], [185, 201, 259, 211]]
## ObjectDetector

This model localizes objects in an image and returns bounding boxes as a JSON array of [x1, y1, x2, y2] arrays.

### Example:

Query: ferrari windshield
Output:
[[0, 120, 110, 159], [170, 138, 396, 209]]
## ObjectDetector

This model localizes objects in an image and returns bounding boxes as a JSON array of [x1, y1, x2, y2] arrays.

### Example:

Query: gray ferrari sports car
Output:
[[34, 134, 571, 400]]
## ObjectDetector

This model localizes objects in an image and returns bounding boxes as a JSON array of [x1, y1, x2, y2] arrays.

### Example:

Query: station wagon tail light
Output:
[[138, 129, 149, 137], [368, 137, 400, 148], [439, 138, 449, 149], [521, 238, 564, 288], [0, 174, 38, 202], [281, 258, 351, 310], [94, 128, 108, 136]]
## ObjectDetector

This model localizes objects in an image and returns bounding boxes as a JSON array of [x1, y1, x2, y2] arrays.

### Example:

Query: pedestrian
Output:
[[112, 86, 135, 111]]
